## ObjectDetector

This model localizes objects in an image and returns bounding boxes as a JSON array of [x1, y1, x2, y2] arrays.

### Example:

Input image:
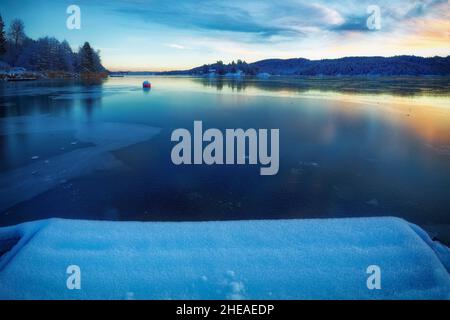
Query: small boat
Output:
[[143, 80, 151, 88]]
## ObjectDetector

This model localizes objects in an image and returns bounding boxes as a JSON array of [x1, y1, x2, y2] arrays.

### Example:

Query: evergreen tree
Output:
[[0, 14, 6, 56], [79, 42, 95, 72], [0, 15, 105, 73], [216, 60, 225, 75], [59, 40, 75, 72]]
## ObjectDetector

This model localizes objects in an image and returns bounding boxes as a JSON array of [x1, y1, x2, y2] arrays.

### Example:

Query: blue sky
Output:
[[1, 0, 449, 70]]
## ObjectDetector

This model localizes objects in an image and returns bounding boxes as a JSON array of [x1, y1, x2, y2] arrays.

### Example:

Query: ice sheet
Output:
[[0, 116, 161, 212]]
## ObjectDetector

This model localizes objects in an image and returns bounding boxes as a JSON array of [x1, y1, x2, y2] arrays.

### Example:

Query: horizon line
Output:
[[107, 54, 450, 72]]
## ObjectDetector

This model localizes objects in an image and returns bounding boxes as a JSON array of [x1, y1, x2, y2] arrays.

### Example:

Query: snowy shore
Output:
[[0, 217, 449, 299]]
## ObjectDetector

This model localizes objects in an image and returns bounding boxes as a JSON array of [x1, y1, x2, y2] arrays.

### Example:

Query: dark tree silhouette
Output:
[[8, 19, 25, 47], [76, 42, 105, 73], [0, 14, 6, 56], [0, 17, 105, 74]]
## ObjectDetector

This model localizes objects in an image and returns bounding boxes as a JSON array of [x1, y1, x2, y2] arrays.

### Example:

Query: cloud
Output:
[[91, 0, 353, 40], [78, 0, 449, 44], [331, 15, 368, 32], [116, 2, 290, 38], [165, 43, 188, 50]]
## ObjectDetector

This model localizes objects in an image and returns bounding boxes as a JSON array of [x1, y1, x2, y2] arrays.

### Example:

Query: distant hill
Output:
[[155, 56, 450, 76]]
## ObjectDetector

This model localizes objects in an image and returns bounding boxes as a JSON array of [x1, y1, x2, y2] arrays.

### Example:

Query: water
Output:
[[1, 76, 449, 243]]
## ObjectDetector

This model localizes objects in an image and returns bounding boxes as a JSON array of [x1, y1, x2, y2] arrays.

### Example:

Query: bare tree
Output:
[[8, 19, 25, 46]]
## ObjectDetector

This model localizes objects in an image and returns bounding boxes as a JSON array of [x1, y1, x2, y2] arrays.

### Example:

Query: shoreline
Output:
[[1, 71, 109, 81]]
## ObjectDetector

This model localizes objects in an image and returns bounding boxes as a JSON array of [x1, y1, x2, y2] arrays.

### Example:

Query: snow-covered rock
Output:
[[0, 217, 449, 299]]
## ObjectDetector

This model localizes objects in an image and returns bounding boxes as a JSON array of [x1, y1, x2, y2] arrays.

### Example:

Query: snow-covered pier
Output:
[[0, 217, 449, 299]]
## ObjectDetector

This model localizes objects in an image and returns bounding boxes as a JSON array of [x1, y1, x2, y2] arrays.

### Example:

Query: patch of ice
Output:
[[366, 199, 379, 207], [299, 161, 319, 167], [0, 115, 161, 212], [0, 85, 131, 99], [51, 92, 108, 100]]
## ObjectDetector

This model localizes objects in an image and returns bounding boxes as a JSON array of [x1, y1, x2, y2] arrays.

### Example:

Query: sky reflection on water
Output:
[[0, 76, 449, 243]]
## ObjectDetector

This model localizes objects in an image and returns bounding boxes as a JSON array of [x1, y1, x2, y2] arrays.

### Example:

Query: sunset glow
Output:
[[1, 0, 449, 71]]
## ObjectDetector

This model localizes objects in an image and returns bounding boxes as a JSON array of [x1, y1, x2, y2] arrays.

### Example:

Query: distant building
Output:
[[224, 70, 244, 78], [256, 72, 271, 79]]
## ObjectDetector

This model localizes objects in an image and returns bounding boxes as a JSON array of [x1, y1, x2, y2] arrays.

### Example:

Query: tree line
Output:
[[197, 60, 260, 75], [250, 56, 450, 76], [0, 14, 106, 73]]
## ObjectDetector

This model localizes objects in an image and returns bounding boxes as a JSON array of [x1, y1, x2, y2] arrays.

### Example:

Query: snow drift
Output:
[[0, 217, 449, 299]]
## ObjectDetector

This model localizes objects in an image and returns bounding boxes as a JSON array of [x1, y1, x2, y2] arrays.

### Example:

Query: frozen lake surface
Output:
[[0, 76, 449, 243]]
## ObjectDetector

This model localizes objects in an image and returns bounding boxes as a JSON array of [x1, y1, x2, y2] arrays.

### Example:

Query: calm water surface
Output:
[[0, 76, 449, 242]]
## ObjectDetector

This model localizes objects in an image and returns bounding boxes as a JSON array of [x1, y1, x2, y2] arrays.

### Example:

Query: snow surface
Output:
[[0, 217, 449, 299]]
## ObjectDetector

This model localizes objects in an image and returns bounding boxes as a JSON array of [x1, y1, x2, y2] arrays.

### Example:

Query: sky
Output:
[[1, 0, 449, 71]]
